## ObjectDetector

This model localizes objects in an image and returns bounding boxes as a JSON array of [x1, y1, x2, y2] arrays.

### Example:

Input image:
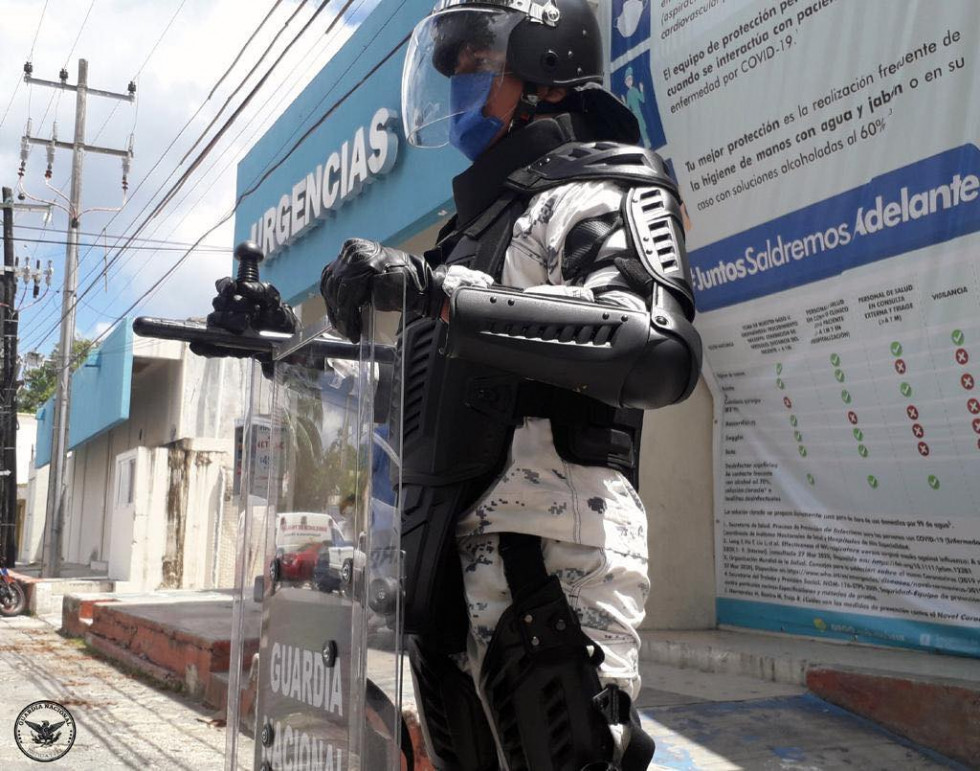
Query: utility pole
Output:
[[23, 60, 134, 577], [1, 187, 16, 568], [1, 190, 53, 569]]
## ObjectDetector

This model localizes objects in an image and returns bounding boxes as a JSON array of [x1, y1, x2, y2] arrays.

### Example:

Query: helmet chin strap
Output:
[[508, 83, 541, 133]]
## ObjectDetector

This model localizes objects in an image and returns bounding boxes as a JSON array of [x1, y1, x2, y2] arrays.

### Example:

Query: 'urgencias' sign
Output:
[[249, 107, 400, 259]]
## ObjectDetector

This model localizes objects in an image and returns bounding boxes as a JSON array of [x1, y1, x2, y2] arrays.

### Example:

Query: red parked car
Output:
[[277, 541, 324, 583]]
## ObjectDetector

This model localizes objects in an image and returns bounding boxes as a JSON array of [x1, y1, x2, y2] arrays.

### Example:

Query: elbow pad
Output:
[[445, 288, 702, 409]]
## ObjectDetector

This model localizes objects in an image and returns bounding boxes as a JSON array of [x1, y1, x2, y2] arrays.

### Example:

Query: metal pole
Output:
[[42, 59, 88, 578], [1, 186, 15, 568]]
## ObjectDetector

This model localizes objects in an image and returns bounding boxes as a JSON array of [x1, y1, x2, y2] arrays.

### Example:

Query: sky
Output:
[[0, 0, 378, 357]]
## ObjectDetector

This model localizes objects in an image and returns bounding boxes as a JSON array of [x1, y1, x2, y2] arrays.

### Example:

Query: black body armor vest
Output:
[[398, 111, 662, 645]]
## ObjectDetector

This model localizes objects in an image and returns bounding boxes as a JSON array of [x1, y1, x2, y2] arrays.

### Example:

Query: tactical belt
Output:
[[514, 383, 643, 489]]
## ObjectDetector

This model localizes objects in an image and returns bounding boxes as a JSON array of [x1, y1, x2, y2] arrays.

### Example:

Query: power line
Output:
[[14, 222, 229, 249], [81, 0, 366, 318], [38, 1, 339, 334], [33, 0, 98, 136], [63, 0, 97, 69], [29, 0, 382, 356], [64, 0, 295, 277], [28, 0, 50, 60], [11, 236, 228, 253], [206, 0, 286, 100], [148, 0, 334, 224], [19, 0, 296, 348], [0, 0, 50, 131], [56, 24, 408, 374], [133, 0, 188, 80], [179, 0, 311, 165], [80, 0, 185, 160]]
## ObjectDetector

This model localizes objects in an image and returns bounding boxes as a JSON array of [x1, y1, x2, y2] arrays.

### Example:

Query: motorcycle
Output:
[[0, 564, 27, 617]]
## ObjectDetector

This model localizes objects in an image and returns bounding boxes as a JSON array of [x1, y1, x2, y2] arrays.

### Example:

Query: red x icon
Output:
[[956, 348, 970, 365], [894, 359, 907, 374], [847, 411, 859, 425], [973, 418, 980, 435], [969, 398, 980, 415], [963, 373, 975, 390], [912, 423, 925, 438], [918, 441, 930, 456], [783, 397, 792, 409], [906, 405, 919, 420]]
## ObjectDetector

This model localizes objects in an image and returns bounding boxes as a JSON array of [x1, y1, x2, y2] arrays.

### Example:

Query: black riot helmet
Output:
[[402, 0, 603, 149]]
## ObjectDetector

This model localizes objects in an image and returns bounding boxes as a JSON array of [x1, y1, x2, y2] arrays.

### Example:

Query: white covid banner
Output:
[[610, 0, 980, 655]]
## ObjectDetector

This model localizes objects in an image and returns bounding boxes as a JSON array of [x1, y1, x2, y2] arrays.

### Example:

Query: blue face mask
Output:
[[448, 72, 504, 161]]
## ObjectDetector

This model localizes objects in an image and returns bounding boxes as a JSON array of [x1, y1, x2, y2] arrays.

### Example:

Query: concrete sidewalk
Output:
[[47, 586, 974, 769], [0, 613, 248, 770], [640, 629, 980, 766], [637, 662, 967, 770]]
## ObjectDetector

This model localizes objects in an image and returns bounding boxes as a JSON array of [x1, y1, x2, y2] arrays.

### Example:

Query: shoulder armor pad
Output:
[[623, 185, 695, 319], [506, 142, 678, 196]]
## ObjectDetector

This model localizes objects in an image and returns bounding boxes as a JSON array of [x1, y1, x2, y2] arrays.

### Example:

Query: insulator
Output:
[[20, 135, 30, 164], [128, 81, 136, 95], [24, 61, 33, 77], [33, 283, 40, 299], [59, 68, 68, 82]]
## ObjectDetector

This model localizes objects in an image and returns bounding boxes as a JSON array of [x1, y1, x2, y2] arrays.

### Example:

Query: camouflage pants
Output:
[[456, 534, 649, 700]]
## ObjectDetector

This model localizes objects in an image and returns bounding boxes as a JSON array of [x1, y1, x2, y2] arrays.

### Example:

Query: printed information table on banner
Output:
[[614, 0, 980, 654]]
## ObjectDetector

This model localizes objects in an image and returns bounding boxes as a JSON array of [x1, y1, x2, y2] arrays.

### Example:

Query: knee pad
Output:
[[408, 636, 500, 770], [479, 575, 617, 771]]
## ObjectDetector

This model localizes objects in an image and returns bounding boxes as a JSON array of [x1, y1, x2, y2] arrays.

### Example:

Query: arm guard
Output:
[[444, 287, 701, 410]]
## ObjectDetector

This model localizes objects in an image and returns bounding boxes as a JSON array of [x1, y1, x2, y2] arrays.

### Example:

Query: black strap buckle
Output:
[[593, 684, 632, 726]]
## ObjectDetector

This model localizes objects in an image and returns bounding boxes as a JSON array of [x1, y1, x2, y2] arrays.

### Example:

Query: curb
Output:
[[807, 667, 980, 767], [639, 631, 980, 766]]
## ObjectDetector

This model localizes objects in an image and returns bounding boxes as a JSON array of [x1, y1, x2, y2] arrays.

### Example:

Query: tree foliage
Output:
[[16, 338, 94, 415]]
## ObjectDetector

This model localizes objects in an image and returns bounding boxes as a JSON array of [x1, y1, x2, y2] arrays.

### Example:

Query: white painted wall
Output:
[[26, 344, 248, 590], [112, 447, 170, 593], [638, 378, 717, 630], [21, 461, 47, 563], [16, 414, 36, 492]]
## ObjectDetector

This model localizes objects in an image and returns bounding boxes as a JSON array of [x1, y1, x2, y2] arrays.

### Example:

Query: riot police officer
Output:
[[319, 2, 702, 769]]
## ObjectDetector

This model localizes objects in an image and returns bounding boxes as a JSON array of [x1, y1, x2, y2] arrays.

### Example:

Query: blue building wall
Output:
[[35, 320, 134, 468], [234, 0, 468, 307]]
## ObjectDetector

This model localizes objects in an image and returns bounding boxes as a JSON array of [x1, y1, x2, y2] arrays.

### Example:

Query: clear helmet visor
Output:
[[401, 8, 521, 148]]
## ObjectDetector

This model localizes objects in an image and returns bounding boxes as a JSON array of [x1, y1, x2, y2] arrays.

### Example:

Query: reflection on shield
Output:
[[226, 281, 407, 771]]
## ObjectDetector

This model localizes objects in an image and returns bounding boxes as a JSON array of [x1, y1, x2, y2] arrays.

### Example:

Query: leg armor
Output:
[[409, 636, 500, 770], [478, 535, 655, 771]]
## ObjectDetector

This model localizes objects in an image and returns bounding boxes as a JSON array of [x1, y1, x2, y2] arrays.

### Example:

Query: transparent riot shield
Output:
[[225, 300, 404, 771]]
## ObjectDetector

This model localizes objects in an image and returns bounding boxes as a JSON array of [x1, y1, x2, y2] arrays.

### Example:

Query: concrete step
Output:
[[10, 570, 115, 616], [84, 628, 183, 691], [80, 592, 262, 703], [639, 629, 980, 766], [205, 669, 257, 720], [62, 592, 119, 637]]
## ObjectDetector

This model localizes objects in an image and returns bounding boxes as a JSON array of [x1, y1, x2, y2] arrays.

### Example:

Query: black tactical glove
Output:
[[319, 238, 445, 342], [189, 277, 299, 362]]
